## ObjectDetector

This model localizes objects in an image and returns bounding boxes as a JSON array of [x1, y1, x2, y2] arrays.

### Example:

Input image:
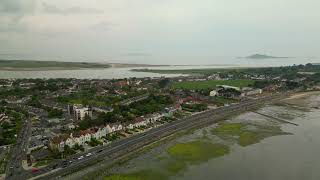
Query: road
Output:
[[119, 94, 149, 106], [27, 93, 287, 179], [5, 117, 32, 180]]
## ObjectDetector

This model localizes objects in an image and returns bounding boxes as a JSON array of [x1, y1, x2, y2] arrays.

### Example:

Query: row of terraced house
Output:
[[49, 112, 166, 152]]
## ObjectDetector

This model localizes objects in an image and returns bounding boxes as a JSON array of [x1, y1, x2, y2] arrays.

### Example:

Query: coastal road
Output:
[[30, 93, 287, 180]]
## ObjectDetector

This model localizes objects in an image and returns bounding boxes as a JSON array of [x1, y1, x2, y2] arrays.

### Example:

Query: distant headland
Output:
[[0, 60, 169, 71], [0, 60, 112, 71]]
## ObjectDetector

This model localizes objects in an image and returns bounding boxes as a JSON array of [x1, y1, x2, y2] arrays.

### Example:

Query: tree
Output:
[[63, 145, 75, 156], [217, 88, 241, 98], [48, 108, 63, 118], [0, 100, 7, 106], [158, 78, 170, 88]]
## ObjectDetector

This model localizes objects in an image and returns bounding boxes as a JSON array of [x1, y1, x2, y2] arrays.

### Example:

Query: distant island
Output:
[[0, 60, 111, 71], [245, 54, 290, 59]]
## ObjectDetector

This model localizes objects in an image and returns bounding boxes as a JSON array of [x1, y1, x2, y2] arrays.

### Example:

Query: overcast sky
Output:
[[0, 0, 319, 64]]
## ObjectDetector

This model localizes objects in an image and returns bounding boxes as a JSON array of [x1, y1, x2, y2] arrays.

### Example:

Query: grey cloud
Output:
[[42, 3, 104, 15], [0, 0, 36, 14], [90, 21, 114, 31], [0, 22, 28, 32], [0, 0, 36, 33]]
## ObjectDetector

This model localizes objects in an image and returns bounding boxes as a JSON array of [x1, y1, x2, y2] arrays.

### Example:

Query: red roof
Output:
[[73, 129, 93, 137], [183, 96, 194, 102], [133, 117, 145, 123], [117, 81, 128, 86], [51, 134, 69, 144]]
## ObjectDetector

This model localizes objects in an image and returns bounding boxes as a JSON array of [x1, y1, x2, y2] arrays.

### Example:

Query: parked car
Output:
[[78, 156, 84, 160]]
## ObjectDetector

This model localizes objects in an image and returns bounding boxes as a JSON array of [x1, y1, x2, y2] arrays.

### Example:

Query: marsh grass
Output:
[[104, 170, 166, 180], [211, 123, 288, 147], [168, 141, 229, 162]]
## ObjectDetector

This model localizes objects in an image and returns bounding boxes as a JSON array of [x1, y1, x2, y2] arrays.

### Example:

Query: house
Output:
[[126, 123, 134, 130], [216, 85, 240, 91], [49, 134, 70, 151], [133, 117, 148, 127], [209, 90, 218, 97], [65, 123, 75, 130], [91, 127, 107, 140], [164, 107, 178, 117], [182, 96, 194, 103], [241, 88, 263, 96], [105, 124, 113, 134], [114, 90, 127, 95], [135, 80, 142, 85], [68, 104, 93, 121], [207, 74, 221, 80], [109, 123, 123, 132], [263, 84, 280, 92], [0, 113, 9, 123], [126, 116, 150, 130], [19, 82, 36, 89], [50, 123, 124, 152], [116, 80, 129, 87], [72, 129, 92, 146], [216, 85, 241, 98], [145, 113, 164, 124]]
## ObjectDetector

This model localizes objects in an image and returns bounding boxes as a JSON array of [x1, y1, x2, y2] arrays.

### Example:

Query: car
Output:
[[86, 153, 92, 157], [51, 163, 58, 169], [78, 156, 84, 160], [31, 168, 39, 173]]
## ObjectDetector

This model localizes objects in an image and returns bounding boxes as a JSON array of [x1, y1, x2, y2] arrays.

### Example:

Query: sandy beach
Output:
[[285, 91, 320, 100]]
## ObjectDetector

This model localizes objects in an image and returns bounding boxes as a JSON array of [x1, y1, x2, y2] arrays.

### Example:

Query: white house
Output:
[[145, 113, 164, 124], [241, 88, 263, 96], [134, 117, 148, 127], [50, 123, 125, 152], [105, 124, 113, 134], [109, 123, 123, 133], [209, 90, 218, 97], [68, 104, 93, 121]]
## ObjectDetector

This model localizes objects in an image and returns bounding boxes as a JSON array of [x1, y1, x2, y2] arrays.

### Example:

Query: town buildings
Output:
[[68, 104, 93, 121]]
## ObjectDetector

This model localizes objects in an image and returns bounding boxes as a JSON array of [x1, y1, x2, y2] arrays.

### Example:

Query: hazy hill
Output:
[[245, 54, 290, 59]]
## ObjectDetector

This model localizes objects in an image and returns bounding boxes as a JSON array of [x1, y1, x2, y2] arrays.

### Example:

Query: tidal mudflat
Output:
[[100, 92, 320, 180]]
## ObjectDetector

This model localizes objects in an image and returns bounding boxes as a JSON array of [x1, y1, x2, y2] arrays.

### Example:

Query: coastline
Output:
[[284, 91, 320, 100], [0, 67, 111, 71]]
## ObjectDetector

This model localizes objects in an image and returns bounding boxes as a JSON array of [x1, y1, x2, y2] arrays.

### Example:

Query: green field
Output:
[[33, 159, 52, 168], [172, 80, 254, 90], [0, 60, 110, 70]]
